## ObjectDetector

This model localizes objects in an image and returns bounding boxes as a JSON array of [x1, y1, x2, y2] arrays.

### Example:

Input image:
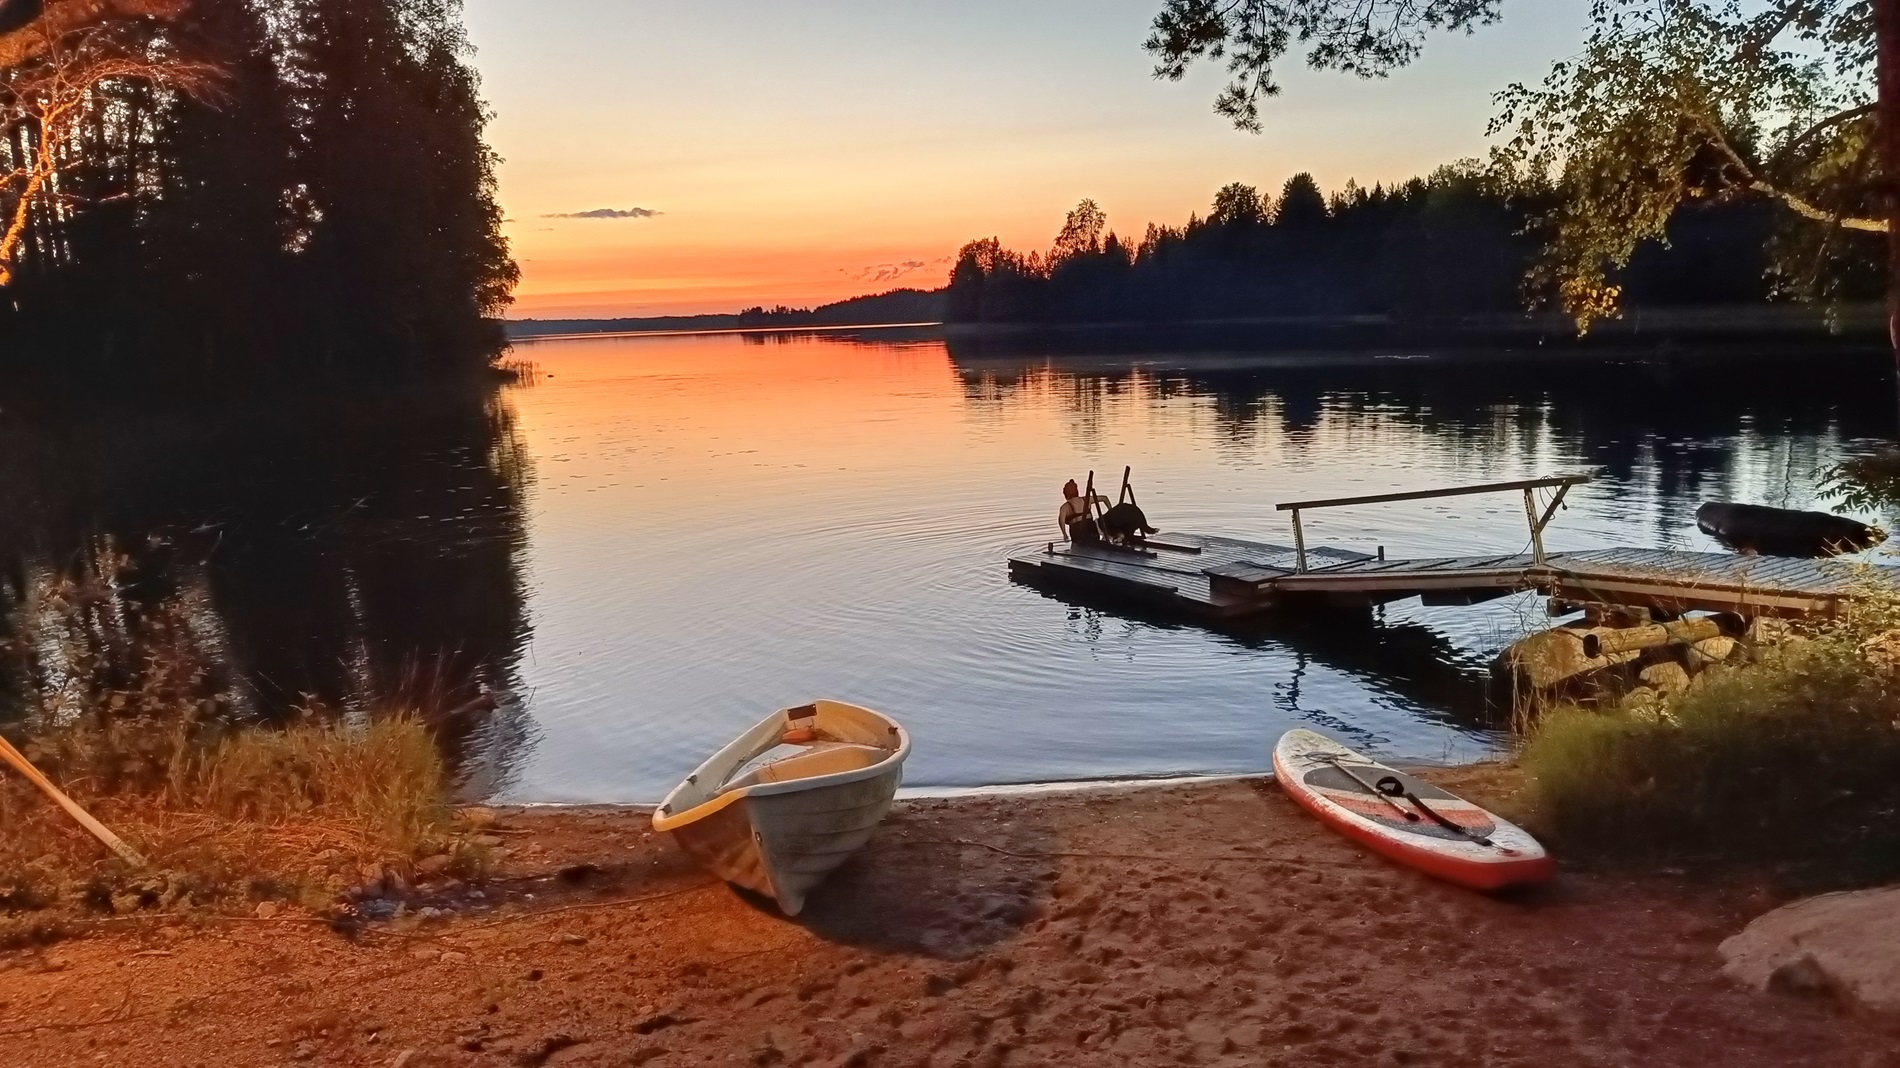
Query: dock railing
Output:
[[1275, 474, 1597, 574]]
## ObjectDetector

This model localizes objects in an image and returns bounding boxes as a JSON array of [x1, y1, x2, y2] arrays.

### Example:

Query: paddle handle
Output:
[[0, 733, 146, 866]]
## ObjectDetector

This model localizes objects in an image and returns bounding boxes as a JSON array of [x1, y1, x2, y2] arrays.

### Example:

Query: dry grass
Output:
[[0, 557, 489, 937], [1522, 582, 1900, 886], [1, 715, 475, 935]]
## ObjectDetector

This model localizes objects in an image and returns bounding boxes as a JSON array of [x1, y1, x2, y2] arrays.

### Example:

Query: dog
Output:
[[1098, 501, 1158, 546]]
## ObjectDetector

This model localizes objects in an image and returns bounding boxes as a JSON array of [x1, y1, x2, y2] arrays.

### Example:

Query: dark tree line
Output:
[[946, 165, 1877, 326], [0, 0, 517, 379]]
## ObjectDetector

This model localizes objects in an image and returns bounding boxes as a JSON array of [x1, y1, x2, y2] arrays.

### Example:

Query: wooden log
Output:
[[1582, 614, 1742, 660], [0, 733, 146, 867], [1497, 627, 1642, 691]]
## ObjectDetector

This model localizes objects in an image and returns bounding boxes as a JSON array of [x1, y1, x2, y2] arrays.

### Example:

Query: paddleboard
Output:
[[1272, 728, 1552, 891]]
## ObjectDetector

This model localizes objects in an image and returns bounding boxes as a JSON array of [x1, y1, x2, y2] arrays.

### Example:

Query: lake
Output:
[[1, 329, 1891, 802]]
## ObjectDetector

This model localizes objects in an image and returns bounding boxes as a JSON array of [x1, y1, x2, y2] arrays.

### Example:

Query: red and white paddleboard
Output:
[[1272, 728, 1553, 891]]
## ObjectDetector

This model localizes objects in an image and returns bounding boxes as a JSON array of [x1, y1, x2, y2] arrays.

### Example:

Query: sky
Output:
[[461, 1, 1594, 320]]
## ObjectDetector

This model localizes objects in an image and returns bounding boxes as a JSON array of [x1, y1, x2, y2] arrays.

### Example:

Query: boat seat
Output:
[[727, 743, 887, 789]]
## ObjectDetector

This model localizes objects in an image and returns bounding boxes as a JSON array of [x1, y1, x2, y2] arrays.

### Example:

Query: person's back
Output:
[[1057, 479, 1107, 542]]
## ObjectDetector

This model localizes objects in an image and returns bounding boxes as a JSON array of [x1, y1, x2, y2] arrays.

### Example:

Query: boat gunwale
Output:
[[651, 701, 910, 833]]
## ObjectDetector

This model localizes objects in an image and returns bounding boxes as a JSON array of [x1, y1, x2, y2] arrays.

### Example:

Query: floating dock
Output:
[[1009, 476, 1898, 622]]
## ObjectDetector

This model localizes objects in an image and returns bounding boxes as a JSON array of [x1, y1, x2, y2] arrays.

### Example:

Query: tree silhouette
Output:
[[1209, 182, 1268, 226], [0, 0, 517, 379], [1274, 172, 1325, 227], [1142, 1, 1900, 369], [943, 167, 1816, 325]]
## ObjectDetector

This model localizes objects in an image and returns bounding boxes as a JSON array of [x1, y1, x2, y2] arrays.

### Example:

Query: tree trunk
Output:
[[1879, 0, 1900, 426]]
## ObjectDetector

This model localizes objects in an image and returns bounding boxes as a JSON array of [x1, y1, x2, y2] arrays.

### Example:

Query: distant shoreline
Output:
[[503, 303, 1891, 352], [508, 320, 943, 343]]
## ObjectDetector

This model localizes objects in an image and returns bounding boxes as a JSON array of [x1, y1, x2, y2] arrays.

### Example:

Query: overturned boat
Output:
[[652, 700, 909, 915], [1696, 501, 1884, 558]]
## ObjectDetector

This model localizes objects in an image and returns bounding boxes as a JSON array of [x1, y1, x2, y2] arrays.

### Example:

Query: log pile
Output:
[[1498, 609, 1748, 699]]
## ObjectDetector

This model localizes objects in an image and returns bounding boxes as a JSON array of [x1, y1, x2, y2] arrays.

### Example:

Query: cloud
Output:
[[852, 259, 931, 284], [541, 207, 662, 220]]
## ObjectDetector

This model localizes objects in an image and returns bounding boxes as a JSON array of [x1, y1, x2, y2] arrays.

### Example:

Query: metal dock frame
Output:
[[1276, 474, 1595, 574]]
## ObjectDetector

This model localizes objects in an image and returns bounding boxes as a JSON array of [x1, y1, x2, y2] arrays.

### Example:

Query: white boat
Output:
[[651, 700, 910, 915]]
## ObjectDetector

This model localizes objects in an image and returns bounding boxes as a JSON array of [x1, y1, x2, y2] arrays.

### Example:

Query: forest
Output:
[[0, 0, 516, 381], [945, 166, 1886, 326]]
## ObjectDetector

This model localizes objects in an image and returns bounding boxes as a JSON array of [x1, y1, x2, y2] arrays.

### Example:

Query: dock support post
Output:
[[1523, 489, 1547, 565], [1291, 508, 1308, 574]]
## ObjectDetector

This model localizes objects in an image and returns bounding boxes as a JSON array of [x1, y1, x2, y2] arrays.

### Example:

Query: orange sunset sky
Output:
[[461, 1, 1592, 320]]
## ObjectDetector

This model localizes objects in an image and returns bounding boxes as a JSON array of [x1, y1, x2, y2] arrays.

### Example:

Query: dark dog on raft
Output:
[[1098, 501, 1159, 546]]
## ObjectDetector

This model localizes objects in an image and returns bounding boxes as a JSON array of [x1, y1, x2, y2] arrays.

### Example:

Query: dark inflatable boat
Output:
[[1696, 501, 1885, 558]]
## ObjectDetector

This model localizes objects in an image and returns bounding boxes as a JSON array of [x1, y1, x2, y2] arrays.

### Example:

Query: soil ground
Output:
[[2, 770, 1896, 1068]]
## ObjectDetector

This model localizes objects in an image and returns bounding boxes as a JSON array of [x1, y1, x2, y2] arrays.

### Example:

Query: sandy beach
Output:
[[2, 769, 1895, 1068]]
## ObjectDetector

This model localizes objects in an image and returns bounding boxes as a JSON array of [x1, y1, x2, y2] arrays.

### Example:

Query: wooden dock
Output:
[[1010, 476, 1900, 622]]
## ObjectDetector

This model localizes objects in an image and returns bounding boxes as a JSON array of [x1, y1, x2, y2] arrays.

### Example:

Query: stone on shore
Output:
[[1719, 885, 1900, 1016]]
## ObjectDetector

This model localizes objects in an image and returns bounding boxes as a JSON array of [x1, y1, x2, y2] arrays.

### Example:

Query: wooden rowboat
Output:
[[652, 700, 909, 915], [1273, 728, 1552, 891]]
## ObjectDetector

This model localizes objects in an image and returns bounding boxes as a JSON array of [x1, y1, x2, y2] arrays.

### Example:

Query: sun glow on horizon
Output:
[[465, 0, 1592, 320]]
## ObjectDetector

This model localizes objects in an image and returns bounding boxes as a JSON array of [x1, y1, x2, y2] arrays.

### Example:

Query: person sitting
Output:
[[1058, 479, 1109, 543]]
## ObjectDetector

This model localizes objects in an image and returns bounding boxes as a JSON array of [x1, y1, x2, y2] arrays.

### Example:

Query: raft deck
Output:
[[1010, 473, 1899, 621], [1008, 537, 1894, 621]]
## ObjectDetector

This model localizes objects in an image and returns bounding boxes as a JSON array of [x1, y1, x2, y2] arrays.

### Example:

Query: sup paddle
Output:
[[1315, 755, 1419, 823], [1375, 774, 1495, 847]]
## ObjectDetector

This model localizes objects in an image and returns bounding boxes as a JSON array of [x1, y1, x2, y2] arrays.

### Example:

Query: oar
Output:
[[0, 733, 146, 866]]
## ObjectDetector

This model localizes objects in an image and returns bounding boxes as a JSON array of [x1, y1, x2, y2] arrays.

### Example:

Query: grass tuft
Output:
[[186, 715, 448, 842]]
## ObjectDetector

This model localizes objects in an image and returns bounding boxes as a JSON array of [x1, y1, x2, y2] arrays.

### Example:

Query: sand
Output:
[[2, 770, 1896, 1067]]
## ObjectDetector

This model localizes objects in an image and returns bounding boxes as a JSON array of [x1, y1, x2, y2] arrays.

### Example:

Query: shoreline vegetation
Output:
[[505, 303, 1894, 353]]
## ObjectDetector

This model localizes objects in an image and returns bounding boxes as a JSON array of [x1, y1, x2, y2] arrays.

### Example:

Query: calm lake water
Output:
[[2, 329, 1892, 801]]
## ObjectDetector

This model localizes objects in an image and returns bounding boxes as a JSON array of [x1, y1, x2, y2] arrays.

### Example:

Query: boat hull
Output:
[[1272, 729, 1552, 892], [668, 770, 900, 914], [653, 700, 909, 916]]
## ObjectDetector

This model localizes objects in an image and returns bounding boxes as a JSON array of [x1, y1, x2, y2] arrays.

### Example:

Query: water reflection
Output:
[[0, 330, 1889, 803], [0, 383, 535, 798]]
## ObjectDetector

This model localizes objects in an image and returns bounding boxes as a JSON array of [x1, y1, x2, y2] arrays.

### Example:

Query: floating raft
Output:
[[1008, 535, 1900, 621]]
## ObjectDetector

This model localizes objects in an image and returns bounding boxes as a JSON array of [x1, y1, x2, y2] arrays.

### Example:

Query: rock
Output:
[[417, 907, 446, 921], [253, 901, 280, 919], [291, 1040, 318, 1061], [1638, 661, 1691, 694], [1748, 617, 1796, 647], [557, 933, 588, 946], [458, 806, 500, 830], [513, 1033, 582, 1066], [470, 835, 505, 849], [440, 951, 470, 965], [1690, 636, 1738, 665], [415, 854, 455, 877], [1720, 885, 1900, 1016], [390, 1052, 417, 1068], [1864, 628, 1900, 672], [1768, 954, 1834, 997]]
